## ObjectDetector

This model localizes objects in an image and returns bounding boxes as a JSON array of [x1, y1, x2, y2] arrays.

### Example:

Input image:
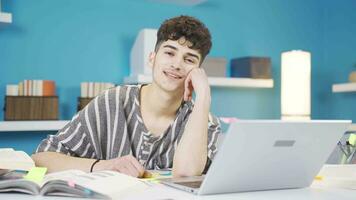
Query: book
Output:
[[42, 80, 56, 96], [89, 82, 94, 98], [6, 84, 18, 96], [24, 80, 28, 96], [0, 169, 150, 199], [81, 82, 88, 98], [0, 148, 35, 171], [311, 164, 356, 190], [80, 82, 115, 98], [10, 80, 56, 97], [18, 81, 24, 96]]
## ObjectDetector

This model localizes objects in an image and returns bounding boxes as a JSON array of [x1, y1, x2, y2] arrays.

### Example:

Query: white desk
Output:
[[1, 185, 355, 200]]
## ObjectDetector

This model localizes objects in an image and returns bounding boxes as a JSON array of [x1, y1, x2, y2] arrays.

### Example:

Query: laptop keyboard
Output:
[[174, 181, 203, 188]]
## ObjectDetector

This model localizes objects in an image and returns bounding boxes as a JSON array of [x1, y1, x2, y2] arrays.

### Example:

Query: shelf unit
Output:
[[124, 74, 274, 88], [0, 0, 12, 23], [332, 83, 356, 93], [0, 121, 69, 132]]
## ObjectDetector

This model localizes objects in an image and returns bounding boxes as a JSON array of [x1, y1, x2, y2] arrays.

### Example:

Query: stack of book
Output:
[[6, 80, 56, 96], [80, 82, 115, 98], [78, 82, 115, 111], [4, 80, 58, 120]]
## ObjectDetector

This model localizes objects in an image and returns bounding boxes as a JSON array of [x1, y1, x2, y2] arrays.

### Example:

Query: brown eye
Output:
[[165, 52, 174, 56], [185, 58, 195, 64]]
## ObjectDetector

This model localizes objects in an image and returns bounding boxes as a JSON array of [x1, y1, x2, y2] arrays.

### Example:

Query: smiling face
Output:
[[149, 38, 201, 95]]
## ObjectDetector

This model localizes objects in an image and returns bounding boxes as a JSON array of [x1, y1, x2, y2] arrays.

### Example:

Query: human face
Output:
[[149, 38, 201, 94]]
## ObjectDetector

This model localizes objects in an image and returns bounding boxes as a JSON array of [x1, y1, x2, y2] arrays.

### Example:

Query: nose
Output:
[[170, 57, 182, 71]]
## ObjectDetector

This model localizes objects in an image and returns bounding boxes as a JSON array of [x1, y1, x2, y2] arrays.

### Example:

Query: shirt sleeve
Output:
[[35, 87, 121, 159], [203, 113, 222, 173]]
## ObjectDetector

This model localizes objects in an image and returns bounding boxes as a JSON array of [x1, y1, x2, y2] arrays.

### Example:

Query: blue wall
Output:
[[0, 0, 355, 154], [312, 0, 356, 121]]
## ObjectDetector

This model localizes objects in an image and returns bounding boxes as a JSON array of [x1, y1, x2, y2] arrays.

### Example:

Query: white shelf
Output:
[[0, 121, 70, 132], [124, 75, 274, 88], [0, 12, 11, 23], [332, 82, 356, 93]]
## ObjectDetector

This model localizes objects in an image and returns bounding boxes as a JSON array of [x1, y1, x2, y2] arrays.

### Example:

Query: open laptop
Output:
[[161, 120, 351, 195]]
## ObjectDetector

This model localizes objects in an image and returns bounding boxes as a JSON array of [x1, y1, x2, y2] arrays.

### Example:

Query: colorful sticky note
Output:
[[24, 167, 47, 184], [160, 171, 172, 176], [67, 180, 76, 187]]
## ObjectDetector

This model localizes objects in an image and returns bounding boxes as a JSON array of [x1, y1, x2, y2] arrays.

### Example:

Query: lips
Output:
[[163, 70, 183, 80]]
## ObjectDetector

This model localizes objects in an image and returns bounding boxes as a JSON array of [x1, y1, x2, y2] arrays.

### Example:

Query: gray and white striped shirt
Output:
[[36, 85, 221, 170]]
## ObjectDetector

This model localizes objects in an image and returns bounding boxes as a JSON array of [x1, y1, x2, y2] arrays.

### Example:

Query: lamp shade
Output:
[[281, 50, 311, 120]]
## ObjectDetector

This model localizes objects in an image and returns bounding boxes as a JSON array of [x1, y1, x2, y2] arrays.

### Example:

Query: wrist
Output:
[[195, 92, 211, 107], [91, 159, 110, 172], [90, 159, 100, 172]]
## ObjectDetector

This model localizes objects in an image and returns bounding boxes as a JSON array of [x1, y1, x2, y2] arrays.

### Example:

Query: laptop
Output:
[[161, 120, 351, 195]]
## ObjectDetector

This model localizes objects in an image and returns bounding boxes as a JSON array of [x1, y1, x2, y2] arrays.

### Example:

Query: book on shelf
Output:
[[0, 169, 149, 199], [80, 82, 115, 98], [6, 80, 56, 97], [311, 164, 356, 190], [0, 148, 35, 172], [6, 85, 18, 96], [78, 82, 115, 111]]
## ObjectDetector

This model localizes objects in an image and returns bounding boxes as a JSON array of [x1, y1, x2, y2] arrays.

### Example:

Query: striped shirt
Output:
[[36, 85, 221, 170]]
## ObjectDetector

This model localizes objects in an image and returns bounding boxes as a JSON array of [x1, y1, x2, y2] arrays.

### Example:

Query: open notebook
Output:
[[0, 170, 150, 199]]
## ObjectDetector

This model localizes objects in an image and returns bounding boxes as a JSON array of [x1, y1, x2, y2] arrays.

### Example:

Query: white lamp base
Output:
[[281, 115, 311, 121]]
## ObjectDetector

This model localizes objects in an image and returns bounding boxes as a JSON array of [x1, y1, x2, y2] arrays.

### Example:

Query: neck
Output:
[[140, 83, 183, 118]]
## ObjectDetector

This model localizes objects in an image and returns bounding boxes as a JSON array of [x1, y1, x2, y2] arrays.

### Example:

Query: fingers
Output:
[[126, 156, 145, 177], [185, 68, 209, 100], [184, 73, 193, 101], [122, 165, 138, 177], [111, 155, 145, 178], [142, 170, 152, 178]]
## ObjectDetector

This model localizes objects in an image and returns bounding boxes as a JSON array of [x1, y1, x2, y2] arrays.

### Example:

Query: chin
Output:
[[162, 82, 183, 93], [154, 78, 184, 94]]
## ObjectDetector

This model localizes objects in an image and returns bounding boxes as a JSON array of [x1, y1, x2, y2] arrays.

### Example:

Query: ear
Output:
[[148, 52, 156, 68]]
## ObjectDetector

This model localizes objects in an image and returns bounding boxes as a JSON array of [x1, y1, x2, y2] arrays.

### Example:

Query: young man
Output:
[[32, 15, 221, 178]]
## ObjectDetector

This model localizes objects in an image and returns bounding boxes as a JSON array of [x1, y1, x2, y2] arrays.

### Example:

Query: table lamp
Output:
[[281, 50, 311, 120]]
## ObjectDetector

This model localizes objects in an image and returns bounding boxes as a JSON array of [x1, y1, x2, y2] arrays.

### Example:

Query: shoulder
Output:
[[98, 84, 140, 102]]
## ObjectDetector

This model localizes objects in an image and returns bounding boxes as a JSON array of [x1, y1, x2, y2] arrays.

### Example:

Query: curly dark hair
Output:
[[155, 15, 212, 63]]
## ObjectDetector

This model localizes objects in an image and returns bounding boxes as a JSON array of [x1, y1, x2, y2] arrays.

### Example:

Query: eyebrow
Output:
[[163, 45, 200, 60], [186, 53, 200, 60]]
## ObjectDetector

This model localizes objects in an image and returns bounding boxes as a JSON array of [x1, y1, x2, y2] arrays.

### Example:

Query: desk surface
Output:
[[1, 185, 355, 200]]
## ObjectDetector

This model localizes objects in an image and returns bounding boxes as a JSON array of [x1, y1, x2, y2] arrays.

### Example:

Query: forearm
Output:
[[31, 152, 96, 173], [173, 95, 210, 177]]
